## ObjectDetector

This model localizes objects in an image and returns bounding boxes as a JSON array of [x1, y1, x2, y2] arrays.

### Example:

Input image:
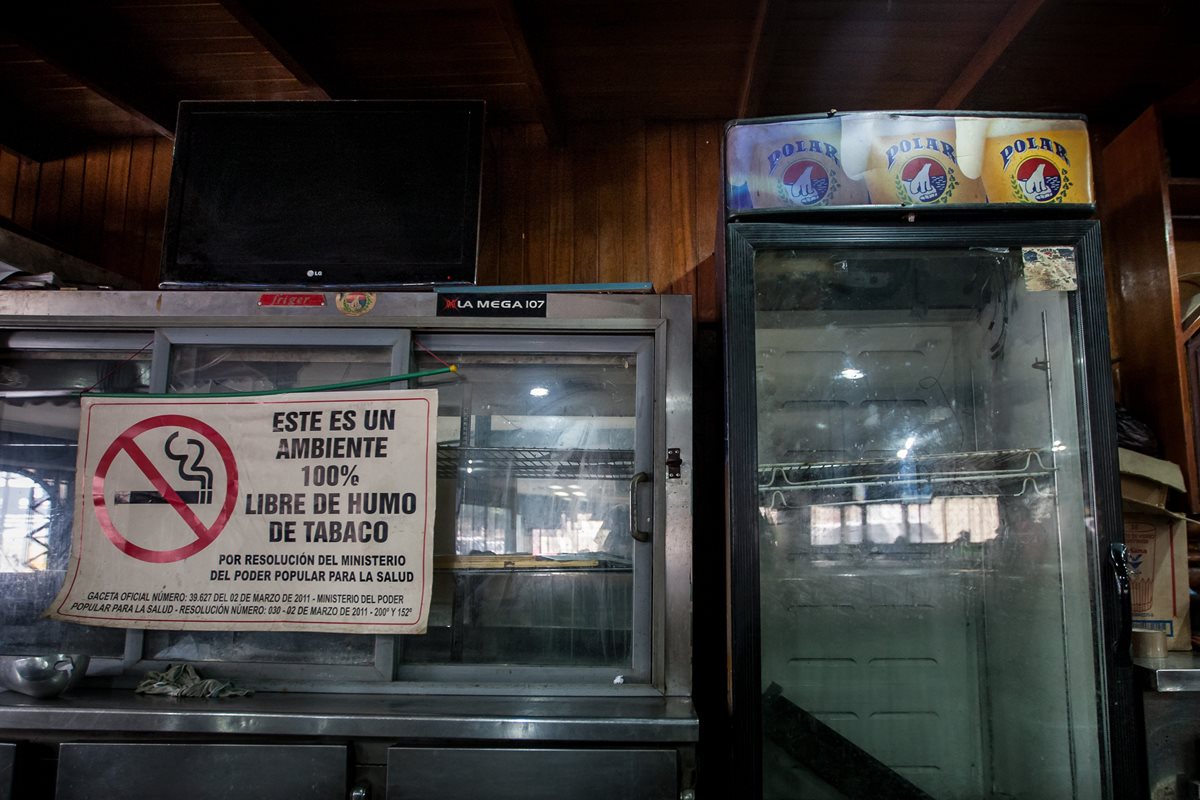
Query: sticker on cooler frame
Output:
[[1021, 247, 1078, 292]]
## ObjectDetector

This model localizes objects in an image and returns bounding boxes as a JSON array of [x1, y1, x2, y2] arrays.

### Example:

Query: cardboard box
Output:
[[1120, 449, 1191, 650], [1119, 447, 1185, 510], [1124, 511, 1191, 650]]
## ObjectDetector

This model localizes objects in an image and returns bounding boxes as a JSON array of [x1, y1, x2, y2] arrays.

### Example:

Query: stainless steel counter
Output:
[[1135, 653, 1200, 692], [0, 690, 699, 742]]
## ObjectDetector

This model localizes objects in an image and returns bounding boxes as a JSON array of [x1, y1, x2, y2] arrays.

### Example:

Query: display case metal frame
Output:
[[0, 292, 696, 783]]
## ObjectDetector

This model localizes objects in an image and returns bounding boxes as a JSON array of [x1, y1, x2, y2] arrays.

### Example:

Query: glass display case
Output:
[[0, 291, 694, 799]]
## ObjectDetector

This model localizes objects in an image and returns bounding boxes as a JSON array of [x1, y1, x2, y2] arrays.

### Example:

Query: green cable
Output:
[[84, 365, 459, 399]]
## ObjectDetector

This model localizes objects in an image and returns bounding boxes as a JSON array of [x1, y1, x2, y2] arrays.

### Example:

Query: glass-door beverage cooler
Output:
[[723, 112, 1140, 799]]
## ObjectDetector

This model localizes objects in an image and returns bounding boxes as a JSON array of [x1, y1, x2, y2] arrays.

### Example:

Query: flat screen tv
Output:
[[160, 100, 484, 288]]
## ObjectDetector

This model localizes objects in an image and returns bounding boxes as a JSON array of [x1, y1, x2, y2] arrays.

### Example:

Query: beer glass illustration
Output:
[[981, 117, 1093, 204], [725, 116, 868, 210], [860, 114, 986, 205]]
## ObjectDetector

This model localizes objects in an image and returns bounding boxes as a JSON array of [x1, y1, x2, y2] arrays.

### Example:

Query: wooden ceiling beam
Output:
[[737, 0, 786, 119], [1, 7, 177, 137], [218, 0, 331, 100], [493, 0, 563, 147], [936, 0, 1048, 110]]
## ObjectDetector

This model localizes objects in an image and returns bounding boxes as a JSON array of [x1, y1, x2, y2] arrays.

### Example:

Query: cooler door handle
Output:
[[1109, 542, 1133, 666], [629, 472, 652, 543]]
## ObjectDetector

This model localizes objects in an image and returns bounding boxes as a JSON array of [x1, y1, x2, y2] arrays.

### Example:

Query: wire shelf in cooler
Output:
[[437, 444, 636, 480], [758, 447, 1056, 507]]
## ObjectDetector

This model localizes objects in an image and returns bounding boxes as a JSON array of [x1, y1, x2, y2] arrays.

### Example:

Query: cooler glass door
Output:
[[727, 222, 1127, 800]]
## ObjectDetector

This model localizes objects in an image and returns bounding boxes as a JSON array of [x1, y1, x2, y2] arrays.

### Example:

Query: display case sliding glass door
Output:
[[129, 328, 655, 689], [724, 221, 1137, 799], [139, 328, 412, 683], [401, 334, 655, 686], [0, 331, 153, 674]]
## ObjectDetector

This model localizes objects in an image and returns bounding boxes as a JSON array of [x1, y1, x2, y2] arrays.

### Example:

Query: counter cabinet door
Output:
[[385, 747, 677, 800]]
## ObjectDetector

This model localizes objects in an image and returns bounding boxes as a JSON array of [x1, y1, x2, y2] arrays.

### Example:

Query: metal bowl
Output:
[[0, 654, 90, 698]]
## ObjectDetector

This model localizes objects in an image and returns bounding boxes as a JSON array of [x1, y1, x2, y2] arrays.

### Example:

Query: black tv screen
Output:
[[160, 100, 484, 288]]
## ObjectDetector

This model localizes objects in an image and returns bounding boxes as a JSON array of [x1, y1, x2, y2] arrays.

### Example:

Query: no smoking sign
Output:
[[93, 414, 239, 563], [51, 391, 437, 633]]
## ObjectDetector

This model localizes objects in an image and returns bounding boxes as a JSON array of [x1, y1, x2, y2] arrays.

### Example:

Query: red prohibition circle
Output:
[[92, 414, 239, 563]]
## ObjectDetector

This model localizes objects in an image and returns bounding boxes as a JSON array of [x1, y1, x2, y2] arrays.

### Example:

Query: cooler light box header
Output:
[[725, 112, 1094, 214], [161, 99, 485, 289]]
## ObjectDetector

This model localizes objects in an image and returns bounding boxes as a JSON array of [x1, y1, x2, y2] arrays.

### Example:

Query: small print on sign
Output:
[[47, 390, 437, 634]]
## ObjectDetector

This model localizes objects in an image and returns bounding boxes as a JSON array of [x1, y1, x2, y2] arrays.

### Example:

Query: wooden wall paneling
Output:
[[32, 157, 63, 238], [595, 121, 625, 285], [141, 136, 174, 287], [12, 156, 40, 230], [495, 125, 530, 286], [1102, 105, 1198, 509], [475, 128, 502, 286], [122, 138, 155, 286], [522, 124, 551, 285], [79, 143, 112, 262], [571, 125, 599, 286], [547, 139, 573, 285], [99, 140, 132, 271], [645, 122, 675, 293], [620, 119, 648, 285], [668, 121, 697, 299], [58, 152, 87, 254], [0, 149, 21, 221], [693, 121, 722, 323], [0, 121, 727, 293]]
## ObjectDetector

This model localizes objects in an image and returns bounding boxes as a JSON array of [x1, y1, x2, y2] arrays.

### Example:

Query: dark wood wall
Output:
[[478, 121, 723, 321], [0, 138, 174, 289], [0, 120, 725, 322]]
